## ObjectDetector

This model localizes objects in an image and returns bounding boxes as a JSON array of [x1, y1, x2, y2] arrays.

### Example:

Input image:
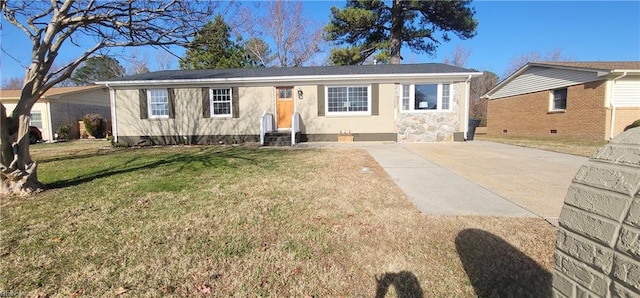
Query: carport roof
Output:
[[0, 85, 104, 101], [97, 63, 481, 86]]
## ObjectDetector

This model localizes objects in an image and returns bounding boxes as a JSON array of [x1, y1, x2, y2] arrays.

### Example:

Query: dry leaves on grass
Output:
[[1, 144, 557, 297]]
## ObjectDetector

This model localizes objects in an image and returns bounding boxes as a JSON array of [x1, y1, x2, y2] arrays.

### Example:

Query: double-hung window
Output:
[[551, 88, 567, 111], [326, 85, 370, 115], [400, 83, 452, 112], [148, 89, 169, 118], [30, 111, 43, 129], [210, 88, 232, 117]]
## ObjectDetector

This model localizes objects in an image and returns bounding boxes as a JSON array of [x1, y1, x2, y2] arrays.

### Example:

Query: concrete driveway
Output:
[[300, 140, 588, 224], [402, 141, 587, 221]]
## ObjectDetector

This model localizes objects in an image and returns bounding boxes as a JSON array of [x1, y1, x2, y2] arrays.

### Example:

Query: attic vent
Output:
[[550, 129, 558, 134]]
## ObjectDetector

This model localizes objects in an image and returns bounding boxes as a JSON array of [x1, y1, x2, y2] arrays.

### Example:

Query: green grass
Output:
[[1, 140, 557, 297]]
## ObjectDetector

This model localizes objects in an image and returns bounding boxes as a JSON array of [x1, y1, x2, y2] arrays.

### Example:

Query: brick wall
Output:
[[614, 108, 640, 136], [552, 127, 640, 297], [487, 81, 608, 140]]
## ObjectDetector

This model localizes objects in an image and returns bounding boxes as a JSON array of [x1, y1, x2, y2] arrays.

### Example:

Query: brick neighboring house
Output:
[[483, 61, 640, 140], [0, 86, 111, 141]]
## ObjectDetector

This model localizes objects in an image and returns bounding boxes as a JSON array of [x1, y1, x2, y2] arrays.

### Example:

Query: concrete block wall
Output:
[[487, 81, 608, 140], [553, 127, 640, 297]]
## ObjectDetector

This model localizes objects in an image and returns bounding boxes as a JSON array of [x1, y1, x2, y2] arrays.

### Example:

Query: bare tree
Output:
[[502, 48, 572, 78], [244, 37, 273, 67], [1, 0, 228, 196], [1, 77, 23, 89], [443, 45, 472, 68], [127, 49, 150, 75], [155, 50, 175, 70], [469, 71, 499, 123], [239, 0, 324, 67]]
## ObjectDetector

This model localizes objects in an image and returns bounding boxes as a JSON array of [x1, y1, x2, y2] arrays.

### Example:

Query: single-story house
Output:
[[483, 61, 640, 140], [97, 64, 482, 145], [0, 85, 111, 141]]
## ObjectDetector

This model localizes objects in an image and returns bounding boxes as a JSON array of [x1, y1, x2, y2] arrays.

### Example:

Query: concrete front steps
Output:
[[263, 131, 300, 146]]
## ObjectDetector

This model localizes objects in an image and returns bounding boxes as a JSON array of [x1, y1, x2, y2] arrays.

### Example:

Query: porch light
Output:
[[297, 89, 303, 100]]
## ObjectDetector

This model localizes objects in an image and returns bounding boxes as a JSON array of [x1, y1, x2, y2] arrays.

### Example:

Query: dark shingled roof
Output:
[[106, 63, 477, 82]]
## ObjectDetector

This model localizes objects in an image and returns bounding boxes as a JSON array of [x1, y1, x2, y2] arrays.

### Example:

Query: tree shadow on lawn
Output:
[[45, 146, 285, 190], [455, 229, 552, 298], [375, 271, 424, 298]]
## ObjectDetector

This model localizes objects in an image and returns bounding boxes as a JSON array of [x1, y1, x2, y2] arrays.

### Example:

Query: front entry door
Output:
[[276, 87, 294, 129]]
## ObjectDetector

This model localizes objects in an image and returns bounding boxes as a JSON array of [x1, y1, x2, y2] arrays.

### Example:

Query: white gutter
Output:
[[106, 83, 118, 143], [464, 74, 472, 140], [96, 72, 483, 87], [609, 72, 627, 139]]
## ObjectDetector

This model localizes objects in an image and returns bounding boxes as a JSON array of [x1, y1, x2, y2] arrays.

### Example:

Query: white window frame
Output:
[[400, 83, 453, 113], [30, 111, 43, 129], [209, 88, 233, 118], [550, 88, 567, 111], [147, 89, 169, 119], [325, 85, 371, 116]]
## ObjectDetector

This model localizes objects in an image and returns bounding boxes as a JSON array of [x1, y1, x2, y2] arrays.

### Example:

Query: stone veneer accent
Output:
[[396, 112, 459, 142], [553, 127, 640, 297]]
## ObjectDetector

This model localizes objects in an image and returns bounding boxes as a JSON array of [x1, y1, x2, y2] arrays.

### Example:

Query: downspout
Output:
[[464, 75, 472, 140], [45, 101, 53, 142], [609, 72, 627, 139], [107, 84, 118, 143]]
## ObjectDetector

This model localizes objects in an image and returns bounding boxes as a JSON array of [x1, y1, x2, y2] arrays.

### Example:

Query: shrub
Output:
[[624, 119, 640, 131], [83, 114, 105, 138], [55, 124, 72, 140]]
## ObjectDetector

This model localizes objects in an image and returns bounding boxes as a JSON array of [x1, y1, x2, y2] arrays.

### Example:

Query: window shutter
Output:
[[168, 88, 176, 119], [202, 87, 210, 118], [317, 85, 325, 116], [232, 87, 239, 118], [371, 83, 379, 116], [139, 89, 148, 119]]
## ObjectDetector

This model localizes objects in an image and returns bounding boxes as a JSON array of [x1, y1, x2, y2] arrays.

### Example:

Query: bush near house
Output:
[[82, 114, 105, 138], [55, 124, 73, 140], [624, 119, 640, 131]]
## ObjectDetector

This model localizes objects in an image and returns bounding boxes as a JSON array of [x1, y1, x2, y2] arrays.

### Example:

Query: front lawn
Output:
[[1, 141, 556, 297]]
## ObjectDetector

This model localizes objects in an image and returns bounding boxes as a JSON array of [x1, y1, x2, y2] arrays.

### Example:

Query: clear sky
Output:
[[1, 1, 639, 82]]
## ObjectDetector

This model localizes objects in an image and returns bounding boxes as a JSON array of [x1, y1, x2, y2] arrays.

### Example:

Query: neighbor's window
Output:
[[30, 111, 42, 129], [148, 89, 169, 118], [400, 83, 452, 112], [327, 86, 370, 115], [552, 88, 567, 110], [210, 88, 232, 117]]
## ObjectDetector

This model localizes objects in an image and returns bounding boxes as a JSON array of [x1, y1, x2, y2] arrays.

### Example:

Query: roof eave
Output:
[[97, 72, 483, 87], [482, 64, 532, 99]]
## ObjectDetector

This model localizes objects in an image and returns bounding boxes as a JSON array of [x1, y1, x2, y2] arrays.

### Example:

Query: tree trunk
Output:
[[0, 104, 44, 196], [390, 0, 404, 64]]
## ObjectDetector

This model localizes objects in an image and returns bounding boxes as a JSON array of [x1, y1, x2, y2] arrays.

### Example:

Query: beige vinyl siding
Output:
[[295, 83, 396, 134], [611, 76, 640, 107], [48, 88, 111, 136], [2, 102, 52, 141], [1, 88, 110, 141], [490, 67, 602, 99], [115, 87, 272, 137]]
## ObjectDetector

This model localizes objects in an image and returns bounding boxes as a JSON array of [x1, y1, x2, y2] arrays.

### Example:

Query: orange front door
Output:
[[276, 87, 294, 129]]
